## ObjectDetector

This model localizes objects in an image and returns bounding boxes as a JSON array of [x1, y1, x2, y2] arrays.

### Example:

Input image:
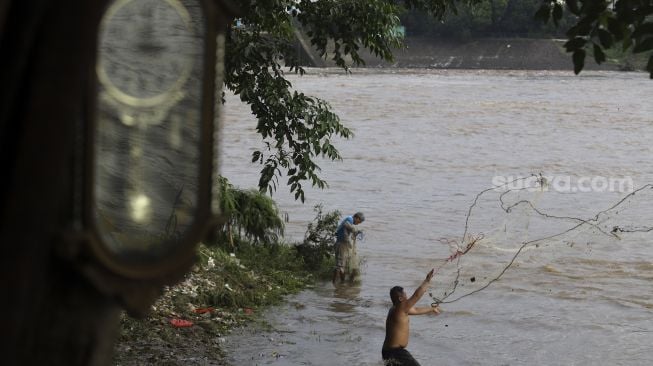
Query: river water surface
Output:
[[219, 69, 653, 365]]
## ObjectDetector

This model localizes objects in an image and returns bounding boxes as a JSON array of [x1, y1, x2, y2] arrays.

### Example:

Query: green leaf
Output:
[[572, 49, 586, 75], [565, 0, 580, 16], [552, 3, 563, 26], [593, 43, 606, 64], [564, 37, 587, 52], [597, 29, 613, 48], [607, 18, 625, 40], [252, 151, 261, 163]]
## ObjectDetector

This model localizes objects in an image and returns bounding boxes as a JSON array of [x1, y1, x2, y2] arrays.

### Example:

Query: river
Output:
[[218, 69, 653, 366]]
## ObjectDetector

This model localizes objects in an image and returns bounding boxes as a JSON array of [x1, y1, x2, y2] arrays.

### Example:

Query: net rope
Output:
[[429, 174, 653, 305]]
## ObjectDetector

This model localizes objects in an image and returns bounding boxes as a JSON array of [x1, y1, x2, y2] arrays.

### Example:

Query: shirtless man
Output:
[[382, 268, 441, 366]]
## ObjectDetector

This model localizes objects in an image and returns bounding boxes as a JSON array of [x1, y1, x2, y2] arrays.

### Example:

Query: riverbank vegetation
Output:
[[113, 179, 340, 365]]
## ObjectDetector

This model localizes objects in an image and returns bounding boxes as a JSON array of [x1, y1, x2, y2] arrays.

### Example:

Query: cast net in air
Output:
[[428, 175, 653, 305]]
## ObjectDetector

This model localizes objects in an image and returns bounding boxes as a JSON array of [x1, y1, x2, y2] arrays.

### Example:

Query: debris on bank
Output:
[[113, 243, 322, 365]]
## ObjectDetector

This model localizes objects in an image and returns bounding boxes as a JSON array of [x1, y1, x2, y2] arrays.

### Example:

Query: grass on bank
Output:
[[114, 243, 334, 365], [114, 203, 340, 365]]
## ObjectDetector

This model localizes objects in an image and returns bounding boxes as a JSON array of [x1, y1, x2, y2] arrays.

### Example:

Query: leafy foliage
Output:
[[225, 1, 356, 202], [534, 0, 653, 77], [224, 1, 478, 201], [294, 204, 341, 274], [199, 243, 309, 308], [212, 176, 284, 247]]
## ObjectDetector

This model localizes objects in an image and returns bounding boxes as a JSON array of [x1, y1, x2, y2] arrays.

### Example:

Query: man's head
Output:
[[353, 212, 365, 225], [389, 286, 405, 305]]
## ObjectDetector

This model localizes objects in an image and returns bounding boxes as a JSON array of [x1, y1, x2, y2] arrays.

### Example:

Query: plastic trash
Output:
[[170, 318, 194, 328]]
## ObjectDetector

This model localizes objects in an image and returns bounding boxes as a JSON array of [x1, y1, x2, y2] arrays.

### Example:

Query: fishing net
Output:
[[429, 175, 653, 305], [345, 233, 367, 277]]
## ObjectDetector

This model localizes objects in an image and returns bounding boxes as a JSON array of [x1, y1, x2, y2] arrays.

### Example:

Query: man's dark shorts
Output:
[[382, 347, 421, 366]]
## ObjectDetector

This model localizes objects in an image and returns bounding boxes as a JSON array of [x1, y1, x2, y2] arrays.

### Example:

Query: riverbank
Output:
[[112, 243, 332, 365]]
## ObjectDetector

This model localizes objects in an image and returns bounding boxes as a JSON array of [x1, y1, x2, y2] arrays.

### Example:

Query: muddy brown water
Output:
[[218, 69, 653, 365]]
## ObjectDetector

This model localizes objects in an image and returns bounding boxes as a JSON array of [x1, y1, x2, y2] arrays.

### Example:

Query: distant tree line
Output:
[[400, 0, 578, 39]]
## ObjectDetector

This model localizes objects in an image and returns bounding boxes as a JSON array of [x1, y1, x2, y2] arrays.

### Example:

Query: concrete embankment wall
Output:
[[299, 37, 619, 71]]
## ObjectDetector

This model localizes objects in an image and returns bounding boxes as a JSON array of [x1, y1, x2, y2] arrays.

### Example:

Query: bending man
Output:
[[382, 268, 441, 366], [332, 211, 365, 284]]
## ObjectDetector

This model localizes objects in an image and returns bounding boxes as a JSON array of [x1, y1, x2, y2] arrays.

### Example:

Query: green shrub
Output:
[[294, 204, 340, 278], [211, 176, 285, 248]]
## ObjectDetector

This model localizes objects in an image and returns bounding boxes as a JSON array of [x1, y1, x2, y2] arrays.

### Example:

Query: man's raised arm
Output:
[[401, 268, 435, 313]]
